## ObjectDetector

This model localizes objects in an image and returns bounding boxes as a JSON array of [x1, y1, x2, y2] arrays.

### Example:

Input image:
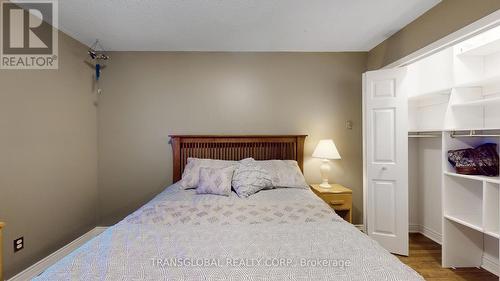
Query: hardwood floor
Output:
[[396, 233, 497, 281]]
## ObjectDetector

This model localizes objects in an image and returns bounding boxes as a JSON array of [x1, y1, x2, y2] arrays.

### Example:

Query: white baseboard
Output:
[[409, 224, 420, 233], [354, 224, 365, 232], [482, 252, 500, 276], [7, 227, 108, 281], [361, 223, 443, 245], [419, 225, 442, 245], [407, 224, 443, 244]]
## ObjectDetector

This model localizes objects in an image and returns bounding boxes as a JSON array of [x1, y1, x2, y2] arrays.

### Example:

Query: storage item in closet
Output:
[[448, 148, 480, 175], [475, 143, 499, 176], [448, 143, 499, 176]]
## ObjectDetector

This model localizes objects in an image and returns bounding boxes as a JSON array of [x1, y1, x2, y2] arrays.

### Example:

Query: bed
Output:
[[33, 135, 423, 281]]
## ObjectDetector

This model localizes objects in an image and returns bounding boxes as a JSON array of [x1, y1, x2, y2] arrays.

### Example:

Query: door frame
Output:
[[362, 9, 500, 233]]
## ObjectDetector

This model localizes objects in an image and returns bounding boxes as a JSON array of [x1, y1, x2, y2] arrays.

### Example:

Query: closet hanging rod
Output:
[[450, 130, 500, 138], [408, 132, 441, 138], [408, 135, 441, 138]]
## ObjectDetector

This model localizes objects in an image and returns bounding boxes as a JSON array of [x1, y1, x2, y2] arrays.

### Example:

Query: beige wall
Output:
[[0, 32, 98, 279], [367, 0, 500, 70], [98, 52, 367, 225]]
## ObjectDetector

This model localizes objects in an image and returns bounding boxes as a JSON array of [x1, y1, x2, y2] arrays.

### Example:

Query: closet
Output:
[[364, 23, 500, 276]]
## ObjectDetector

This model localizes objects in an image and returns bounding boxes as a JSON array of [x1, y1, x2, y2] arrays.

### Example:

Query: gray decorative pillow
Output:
[[232, 158, 273, 198], [180, 158, 237, 189], [196, 166, 235, 196]]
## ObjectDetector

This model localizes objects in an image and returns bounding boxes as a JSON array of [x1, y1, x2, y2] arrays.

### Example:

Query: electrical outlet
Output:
[[14, 237, 24, 252]]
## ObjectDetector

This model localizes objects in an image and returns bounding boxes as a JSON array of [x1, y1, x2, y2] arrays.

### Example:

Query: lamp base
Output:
[[319, 159, 332, 189], [319, 182, 332, 189]]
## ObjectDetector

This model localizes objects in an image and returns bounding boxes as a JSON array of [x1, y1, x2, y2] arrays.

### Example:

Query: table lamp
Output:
[[312, 139, 341, 188]]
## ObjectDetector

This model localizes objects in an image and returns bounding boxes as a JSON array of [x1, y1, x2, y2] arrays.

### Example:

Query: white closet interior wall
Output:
[[408, 137, 443, 243]]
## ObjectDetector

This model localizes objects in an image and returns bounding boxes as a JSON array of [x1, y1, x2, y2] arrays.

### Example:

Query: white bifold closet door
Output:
[[363, 68, 409, 256]]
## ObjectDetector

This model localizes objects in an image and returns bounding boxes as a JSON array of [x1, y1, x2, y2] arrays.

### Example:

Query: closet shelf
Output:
[[410, 76, 500, 101], [456, 25, 500, 57], [444, 171, 500, 184], [444, 127, 500, 132], [455, 75, 500, 88], [409, 76, 500, 101], [445, 214, 500, 239], [457, 35, 500, 57], [451, 96, 500, 108], [444, 214, 483, 232], [409, 88, 452, 101], [411, 75, 500, 95]]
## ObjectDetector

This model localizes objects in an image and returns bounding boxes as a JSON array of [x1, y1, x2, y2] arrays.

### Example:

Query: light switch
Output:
[[346, 120, 353, 130]]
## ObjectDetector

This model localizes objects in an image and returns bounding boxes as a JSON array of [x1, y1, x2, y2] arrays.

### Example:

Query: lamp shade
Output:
[[312, 139, 341, 160]]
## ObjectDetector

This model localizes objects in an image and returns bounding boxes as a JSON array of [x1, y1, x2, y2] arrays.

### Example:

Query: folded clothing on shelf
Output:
[[448, 143, 499, 176]]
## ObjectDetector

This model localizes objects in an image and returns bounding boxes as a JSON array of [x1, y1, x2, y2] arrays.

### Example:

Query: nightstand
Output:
[[310, 184, 352, 223]]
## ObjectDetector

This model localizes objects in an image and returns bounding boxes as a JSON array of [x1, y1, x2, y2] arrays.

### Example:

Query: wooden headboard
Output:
[[170, 135, 307, 182]]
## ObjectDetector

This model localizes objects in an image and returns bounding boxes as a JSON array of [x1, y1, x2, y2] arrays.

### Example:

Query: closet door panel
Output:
[[372, 108, 396, 163], [363, 68, 409, 256], [372, 180, 397, 235]]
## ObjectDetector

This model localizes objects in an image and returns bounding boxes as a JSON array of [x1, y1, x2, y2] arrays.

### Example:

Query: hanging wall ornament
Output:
[[86, 39, 110, 95]]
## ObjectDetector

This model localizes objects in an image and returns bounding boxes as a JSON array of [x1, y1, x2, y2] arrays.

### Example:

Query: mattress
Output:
[[33, 184, 423, 280]]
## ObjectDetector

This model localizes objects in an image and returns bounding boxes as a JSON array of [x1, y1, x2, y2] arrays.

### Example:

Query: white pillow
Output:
[[196, 166, 235, 196], [255, 159, 309, 189], [232, 158, 309, 197], [180, 158, 237, 189]]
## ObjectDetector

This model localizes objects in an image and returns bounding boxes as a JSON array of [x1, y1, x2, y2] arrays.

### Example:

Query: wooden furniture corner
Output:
[[310, 184, 353, 223]]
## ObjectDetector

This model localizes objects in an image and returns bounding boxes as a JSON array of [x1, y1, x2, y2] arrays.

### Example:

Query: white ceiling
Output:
[[54, 0, 440, 51]]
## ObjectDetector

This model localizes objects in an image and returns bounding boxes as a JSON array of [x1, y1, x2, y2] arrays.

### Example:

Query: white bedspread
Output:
[[33, 184, 423, 281]]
